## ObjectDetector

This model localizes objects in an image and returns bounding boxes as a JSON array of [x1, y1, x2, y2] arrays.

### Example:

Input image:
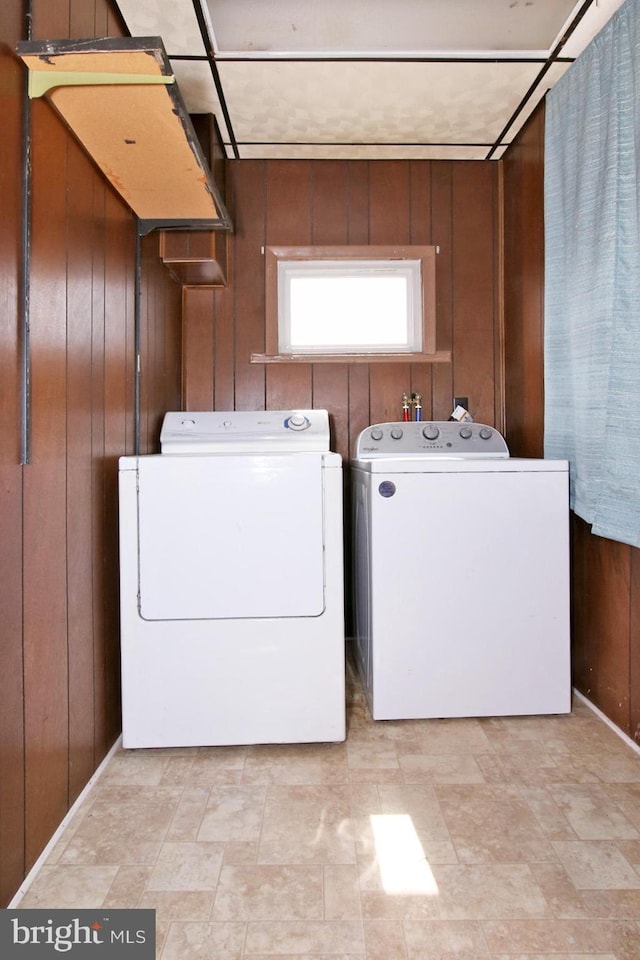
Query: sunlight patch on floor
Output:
[[370, 814, 439, 896]]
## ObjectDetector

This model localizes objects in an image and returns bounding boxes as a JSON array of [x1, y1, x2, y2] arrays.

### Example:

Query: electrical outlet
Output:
[[453, 396, 469, 411]]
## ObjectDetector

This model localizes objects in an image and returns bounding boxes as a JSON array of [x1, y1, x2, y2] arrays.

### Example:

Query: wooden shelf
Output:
[[250, 351, 452, 364], [160, 229, 228, 286], [17, 37, 232, 234]]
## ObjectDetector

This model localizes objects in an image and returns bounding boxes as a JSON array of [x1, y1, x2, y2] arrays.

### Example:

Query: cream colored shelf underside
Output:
[[18, 39, 230, 226]]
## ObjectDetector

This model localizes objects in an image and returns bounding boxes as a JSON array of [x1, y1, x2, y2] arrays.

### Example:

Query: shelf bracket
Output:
[[27, 70, 175, 100]]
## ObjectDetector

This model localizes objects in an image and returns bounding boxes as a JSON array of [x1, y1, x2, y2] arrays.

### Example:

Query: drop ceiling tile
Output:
[[206, 0, 578, 54], [218, 60, 543, 150], [115, 0, 206, 55], [115, 1, 625, 162], [169, 59, 231, 145]]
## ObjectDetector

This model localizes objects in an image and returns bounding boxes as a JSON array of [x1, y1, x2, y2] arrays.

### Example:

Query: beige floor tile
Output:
[[160, 920, 246, 959], [264, 788, 353, 853], [517, 786, 578, 841], [184, 748, 247, 786], [402, 918, 490, 958], [398, 754, 486, 785], [222, 841, 260, 865], [377, 785, 449, 836], [433, 864, 552, 919], [159, 755, 197, 785], [58, 800, 176, 865], [617, 838, 640, 866], [346, 741, 401, 771], [212, 864, 323, 921], [13, 672, 640, 959], [103, 865, 153, 907], [165, 787, 209, 842], [552, 840, 640, 890], [324, 865, 362, 920], [349, 783, 383, 816], [395, 720, 495, 756], [99, 749, 172, 786], [548, 783, 640, 840], [527, 862, 590, 919], [139, 889, 215, 921], [481, 917, 626, 954], [244, 919, 365, 955], [146, 841, 225, 891], [358, 890, 440, 921], [257, 800, 357, 865], [616, 799, 640, 838], [362, 918, 408, 960], [588, 757, 640, 783], [43, 797, 98, 865], [439, 797, 557, 864], [18, 865, 119, 908], [93, 784, 184, 804], [580, 888, 640, 918], [197, 785, 267, 842], [486, 954, 616, 959], [241, 754, 323, 785]]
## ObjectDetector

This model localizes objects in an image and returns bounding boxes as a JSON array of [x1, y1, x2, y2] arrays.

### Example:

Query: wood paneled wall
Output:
[[503, 102, 640, 746], [183, 159, 503, 462], [182, 158, 502, 637], [502, 105, 546, 459], [0, 0, 182, 905]]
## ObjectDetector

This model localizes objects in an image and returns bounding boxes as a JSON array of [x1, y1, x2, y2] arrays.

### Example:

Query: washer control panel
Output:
[[160, 409, 330, 453], [354, 421, 509, 459]]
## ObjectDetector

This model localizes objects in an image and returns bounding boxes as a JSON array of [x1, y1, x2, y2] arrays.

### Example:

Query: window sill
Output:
[[250, 351, 452, 364]]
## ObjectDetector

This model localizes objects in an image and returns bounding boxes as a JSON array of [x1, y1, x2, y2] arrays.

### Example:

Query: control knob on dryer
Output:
[[370, 427, 384, 441], [459, 426, 472, 439], [390, 427, 403, 440], [422, 424, 440, 440], [286, 414, 310, 431], [479, 427, 493, 440]]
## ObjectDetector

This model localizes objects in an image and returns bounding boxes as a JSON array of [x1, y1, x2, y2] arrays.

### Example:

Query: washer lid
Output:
[[353, 420, 510, 460], [160, 409, 330, 453]]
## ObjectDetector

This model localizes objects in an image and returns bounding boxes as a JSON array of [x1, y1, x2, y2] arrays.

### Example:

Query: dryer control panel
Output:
[[160, 409, 330, 454], [354, 421, 509, 459]]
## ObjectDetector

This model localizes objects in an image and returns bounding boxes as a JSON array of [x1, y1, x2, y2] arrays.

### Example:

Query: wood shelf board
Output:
[[250, 351, 452, 364], [17, 38, 231, 226]]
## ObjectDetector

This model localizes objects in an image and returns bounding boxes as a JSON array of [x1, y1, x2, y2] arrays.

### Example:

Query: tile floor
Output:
[[16, 660, 640, 959]]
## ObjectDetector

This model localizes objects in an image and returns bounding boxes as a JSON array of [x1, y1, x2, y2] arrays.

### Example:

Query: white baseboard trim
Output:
[[573, 688, 640, 757], [8, 734, 123, 908]]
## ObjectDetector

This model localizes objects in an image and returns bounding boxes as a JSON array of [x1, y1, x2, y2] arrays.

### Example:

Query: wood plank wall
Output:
[[0, 0, 182, 905], [182, 158, 502, 635], [183, 159, 503, 459], [503, 103, 640, 745], [502, 105, 545, 459]]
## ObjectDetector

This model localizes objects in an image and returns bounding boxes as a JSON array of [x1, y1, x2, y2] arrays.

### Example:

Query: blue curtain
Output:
[[544, 0, 640, 547]]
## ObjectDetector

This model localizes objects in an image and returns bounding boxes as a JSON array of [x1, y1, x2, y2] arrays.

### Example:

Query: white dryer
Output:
[[352, 421, 570, 720], [118, 409, 345, 748]]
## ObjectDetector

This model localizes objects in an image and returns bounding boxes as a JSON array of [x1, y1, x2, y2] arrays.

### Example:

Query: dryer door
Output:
[[136, 453, 325, 620]]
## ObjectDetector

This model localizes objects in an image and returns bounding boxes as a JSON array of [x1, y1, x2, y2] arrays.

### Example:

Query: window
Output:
[[280, 258, 421, 354], [253, 245, 448, 364]]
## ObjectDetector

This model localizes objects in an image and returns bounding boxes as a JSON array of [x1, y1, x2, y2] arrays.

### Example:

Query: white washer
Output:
[[352, 421, 571, 720], [118, 409, 345, 748]]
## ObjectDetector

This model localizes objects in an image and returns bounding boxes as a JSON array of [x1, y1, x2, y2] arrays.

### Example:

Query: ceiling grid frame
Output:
[[113, 0, 626, 161]]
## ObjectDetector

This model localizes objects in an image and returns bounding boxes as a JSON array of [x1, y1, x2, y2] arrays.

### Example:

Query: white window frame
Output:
[[254, 245, 441, 364], [277, 258, 422, 355]]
